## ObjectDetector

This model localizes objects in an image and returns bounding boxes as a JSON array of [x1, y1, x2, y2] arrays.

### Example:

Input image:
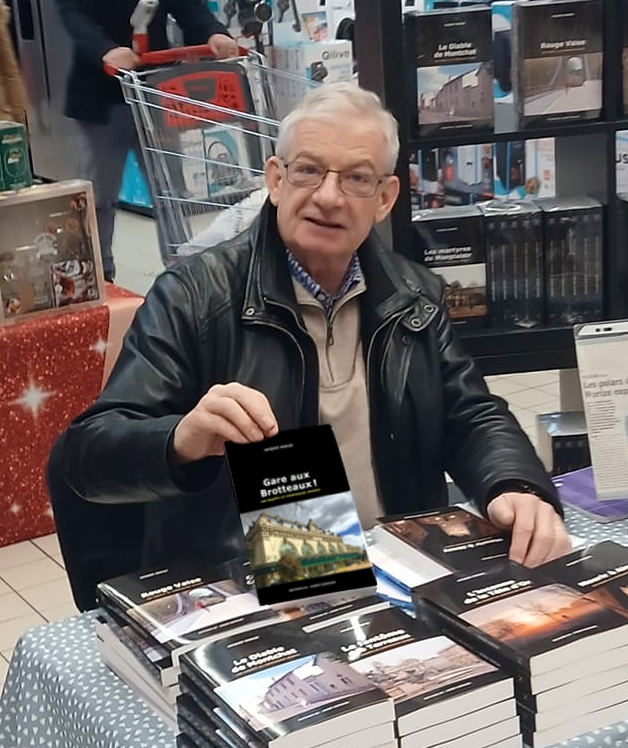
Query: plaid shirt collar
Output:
[[285, 250, 363, 317]]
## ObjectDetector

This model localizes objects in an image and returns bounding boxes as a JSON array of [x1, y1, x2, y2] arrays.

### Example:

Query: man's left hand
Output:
[[487, 492, 571, 567], [207, 33, 239, 58]]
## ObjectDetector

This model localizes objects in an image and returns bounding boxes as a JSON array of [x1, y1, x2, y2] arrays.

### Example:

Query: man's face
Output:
[[265, 115, 399, 270]]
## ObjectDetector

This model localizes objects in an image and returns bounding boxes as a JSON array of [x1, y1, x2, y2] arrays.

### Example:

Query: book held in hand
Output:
[[225, 425, 376, 608]]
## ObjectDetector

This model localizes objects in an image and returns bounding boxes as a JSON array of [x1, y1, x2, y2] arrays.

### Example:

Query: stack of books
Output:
[[95, 555, 389, 736], [177, 619, 397, 748], [311, 606, 518, 748], [370, 506, 511, 607], [95, 556, 281, 727], [412, 541, 628, 748]]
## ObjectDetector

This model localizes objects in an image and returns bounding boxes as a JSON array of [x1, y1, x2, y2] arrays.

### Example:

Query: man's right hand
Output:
[[171, 383, 279, 465], [102, 46, 140, 70]]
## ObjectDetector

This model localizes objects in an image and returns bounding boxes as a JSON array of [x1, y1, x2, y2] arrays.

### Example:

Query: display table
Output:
[[1, 507, 628, 748], [0, 285, 143, 547]]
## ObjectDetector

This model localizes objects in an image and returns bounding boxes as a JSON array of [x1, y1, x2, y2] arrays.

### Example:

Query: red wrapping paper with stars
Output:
[[0, 284, 143, 547]]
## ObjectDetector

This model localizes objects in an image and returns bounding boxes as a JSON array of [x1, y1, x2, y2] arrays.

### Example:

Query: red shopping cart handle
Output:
[[104, 43, 247, 75]]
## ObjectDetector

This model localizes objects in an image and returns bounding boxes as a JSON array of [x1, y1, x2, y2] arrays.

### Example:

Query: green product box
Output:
[[0, 121, 32, 192]]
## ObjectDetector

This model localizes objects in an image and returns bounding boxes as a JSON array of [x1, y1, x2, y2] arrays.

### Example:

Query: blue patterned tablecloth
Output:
[[0, 506, 626, 748], [0, 612, 174, 748]]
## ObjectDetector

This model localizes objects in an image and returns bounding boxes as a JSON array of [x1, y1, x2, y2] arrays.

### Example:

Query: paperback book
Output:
[[412, 206, 487, 326], [538, 540, 628, 620], [515, 648, 628, 714], [372, 506, 510, 576], [225, 425, 376, 608], [405, 7, 494, 137], [97, 557, 279, 664], [311, 606, 514, 738], [511, 0, 603, 128], [412, 559, 628, 689], [179, 621, 395, 748]]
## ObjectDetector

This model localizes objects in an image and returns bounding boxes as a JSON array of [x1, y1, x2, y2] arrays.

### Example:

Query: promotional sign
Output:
[[575, 320, 628, 500]]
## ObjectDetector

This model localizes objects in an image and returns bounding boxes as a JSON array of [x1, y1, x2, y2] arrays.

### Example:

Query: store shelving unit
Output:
[[355, 0, 628, 375]]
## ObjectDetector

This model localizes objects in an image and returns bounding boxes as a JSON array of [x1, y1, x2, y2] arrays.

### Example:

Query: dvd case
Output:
[[536, 196, 604, 325], [479, 200, 543, 329]]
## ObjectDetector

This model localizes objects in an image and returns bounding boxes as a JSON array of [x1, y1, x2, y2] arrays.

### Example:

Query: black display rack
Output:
[[355, 0, 628, 375]]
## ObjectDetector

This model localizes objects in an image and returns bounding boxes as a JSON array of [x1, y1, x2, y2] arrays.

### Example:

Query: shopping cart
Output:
[[109, 46, 318, 264]]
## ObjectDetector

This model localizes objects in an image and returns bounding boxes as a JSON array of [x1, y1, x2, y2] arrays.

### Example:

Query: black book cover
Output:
[[412, 559, 628, 679], [180, 622, 392, 748], [412, 206, 486, 326], [538, 541, 628, 620], [405, 8, 493, 137], [97, 557, 276, 653], [378, 507, 509, 570], [512, 0, 603, 128], [225, 425, 375, 608], [311, 607, 505, 725]]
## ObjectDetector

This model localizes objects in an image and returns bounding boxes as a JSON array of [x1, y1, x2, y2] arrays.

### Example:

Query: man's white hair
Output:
[[275, 82, 400, 174]]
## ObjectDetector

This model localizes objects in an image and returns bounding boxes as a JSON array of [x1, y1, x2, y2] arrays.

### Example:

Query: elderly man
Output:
[[54, 83, 570, 572]]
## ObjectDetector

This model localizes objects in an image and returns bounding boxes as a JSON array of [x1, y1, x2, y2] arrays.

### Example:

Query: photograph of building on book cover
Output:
[[215, 654, 376, 733], [126, 579, 259, 643], [522, 53, 602, 118], [241, 493, 370, 590], [432, 264, 486, 321], [350, 636, 493, 702], [417, 63, 493, 128], [460, 584, 610, 651]]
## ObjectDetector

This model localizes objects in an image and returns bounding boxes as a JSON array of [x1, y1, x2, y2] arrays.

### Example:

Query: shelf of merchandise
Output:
[[410, 119, 628, 151], [459, 325, 577, 376], [354, 0, 628, 376]]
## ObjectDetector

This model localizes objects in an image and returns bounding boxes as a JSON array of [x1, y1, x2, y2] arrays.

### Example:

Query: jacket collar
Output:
[[242, 200, 421, 325]]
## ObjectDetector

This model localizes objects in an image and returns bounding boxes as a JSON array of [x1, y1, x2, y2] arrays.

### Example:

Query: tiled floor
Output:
[[0, 210, 564, 692]]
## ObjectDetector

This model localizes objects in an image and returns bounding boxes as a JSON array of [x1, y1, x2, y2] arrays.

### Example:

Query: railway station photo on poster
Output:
[[241, 493, 371, 590]]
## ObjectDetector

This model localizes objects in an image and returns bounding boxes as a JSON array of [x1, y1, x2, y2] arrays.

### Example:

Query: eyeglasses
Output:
[[282, 159, 391, 198]]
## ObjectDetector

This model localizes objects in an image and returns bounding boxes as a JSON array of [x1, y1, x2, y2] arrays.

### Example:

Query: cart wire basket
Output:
[[116, 49, 318, 264]]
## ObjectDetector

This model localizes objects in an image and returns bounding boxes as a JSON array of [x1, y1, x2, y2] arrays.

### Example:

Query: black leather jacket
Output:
[[61, 202, 560, 566]]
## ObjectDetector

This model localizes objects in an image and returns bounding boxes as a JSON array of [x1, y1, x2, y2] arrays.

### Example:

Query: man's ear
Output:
[[264, 156, 282, 206], [374, 175, 400, 224]]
